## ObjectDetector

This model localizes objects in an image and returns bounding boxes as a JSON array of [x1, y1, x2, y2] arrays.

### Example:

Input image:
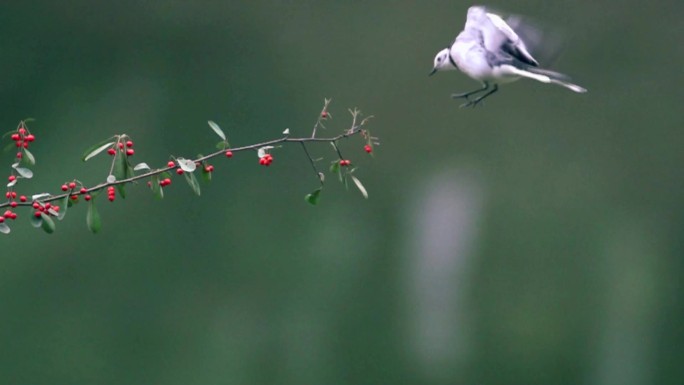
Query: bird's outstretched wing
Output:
[[481, 10, 539, 67]]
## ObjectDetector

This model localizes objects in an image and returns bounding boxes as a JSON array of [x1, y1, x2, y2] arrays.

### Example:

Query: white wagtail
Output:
[[430, 5, 587, 107]]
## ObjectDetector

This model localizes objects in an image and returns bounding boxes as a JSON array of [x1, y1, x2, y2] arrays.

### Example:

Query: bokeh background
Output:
[[1, 1, 683, 384]]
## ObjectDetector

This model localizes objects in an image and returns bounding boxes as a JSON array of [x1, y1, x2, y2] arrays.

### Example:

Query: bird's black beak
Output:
[[429, 68, 437, 76]]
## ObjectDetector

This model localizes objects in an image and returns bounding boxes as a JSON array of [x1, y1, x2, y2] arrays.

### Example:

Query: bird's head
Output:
[[430, 48, 456, 76]]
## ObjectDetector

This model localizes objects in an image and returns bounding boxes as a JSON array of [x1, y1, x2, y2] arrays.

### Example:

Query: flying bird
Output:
[[430, 5, 586, 107]]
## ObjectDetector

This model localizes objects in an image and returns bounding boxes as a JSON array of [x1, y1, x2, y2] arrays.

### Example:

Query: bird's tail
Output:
[[509, 66, 587, 93]]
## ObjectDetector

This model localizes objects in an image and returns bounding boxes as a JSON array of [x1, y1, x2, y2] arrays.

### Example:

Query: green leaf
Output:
[[0, 222, 10, 234], [113, 154, 127, 198], [151, 175, 164, 199], [208, 121, 226, 141], [329, 161, 340, 174], [82, 139, 116, 161], [40, 213, 55, 234], [201, 168, 212, 183], [22, 148, 36, 165], [184, 171, 201, 196], [13, 166, 33, 178], [305, 188, 322, 205], [86, 200, 101, 234], [56, 194, 69, 220], [350, 176, 368, 199]]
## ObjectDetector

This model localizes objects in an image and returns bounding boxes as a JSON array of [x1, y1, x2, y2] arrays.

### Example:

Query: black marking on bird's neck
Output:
[[448, 49, 459, 69]]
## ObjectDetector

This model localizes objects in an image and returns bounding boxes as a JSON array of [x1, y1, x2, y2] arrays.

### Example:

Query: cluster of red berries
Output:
[[1, 191, 26, 223], [204, 165, 214, 173], [107, 186, 116, 202], [10, 126, 35, 159], [159, 178, 172, 187], [32, 201, 60, 218], [339, 159, 352, 167], [107, 140, 134, 156], [259, 154, 273, 166], [364, 144, 372, 153]]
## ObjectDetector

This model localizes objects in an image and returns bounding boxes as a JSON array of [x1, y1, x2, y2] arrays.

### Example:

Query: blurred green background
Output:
[[1, 1, 683, 384]]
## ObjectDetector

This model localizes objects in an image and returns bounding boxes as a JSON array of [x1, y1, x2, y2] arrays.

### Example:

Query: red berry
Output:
[[9, 212, 17, 220], [126, 149, 134, 156], [70, 195, 78, 201], [68, 182, 76, 189], [10, 133, 20, 141], [11, 192, 17, 199], [26, 134, 35, 142], [107, 148, 116, 155], [321, 111, 328, 119], [61, 184, 68, 191], [3, 210, 12, 218], [118, 142, 124, 149], [8, 176, 16, 182], [44, 203, 52, 210], [16, 152, 22, 159], [108, 195, 115, 202], [85, 195, 92, 201], [364, 144, 372, 153], [163, 178, 171, 186], [176, 168, 184, 175], [339, 159, 351, 166], [52, 205, 60, 212], [19, 195, 26, 202], [15, 141, 22, 148], [10, 201, 17, 208], [205, 165, 214, 172], [0, 217, 4, 223], [80, 187, 87, 194], [32, 202, 40, 209], [225, 150, 233, 158], [4, 192, 9, 198], [34, 211, 42, 218], [18, 128, 26, 135], [167, 161, 175, 168], [23, 142, 28, 148], [126, 140, 133, 148]]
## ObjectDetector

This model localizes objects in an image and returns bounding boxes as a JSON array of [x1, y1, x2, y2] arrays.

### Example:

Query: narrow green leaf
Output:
[[82, 140, 116, 161], [86, 200, 101, 234], [201, 168, 212, 183], [329, 161, 340, 174], [151, 175, 164, 199], [114, 154, 127, 198], [305, 188, 322, 205], [40, 213, 55, 234], [22, 148, 36, 165], [13, 166, 33, 178], [184, 171, 201, 196], [56, 194, 69, 220], [208, 121, 226, 141], [350, 176, 368, 199], [0, 222, 10, 234]]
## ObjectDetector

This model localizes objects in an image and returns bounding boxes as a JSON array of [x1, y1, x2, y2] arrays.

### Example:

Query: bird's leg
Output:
[[460, 84, 499, 108], [451, 82, 489, 101]]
